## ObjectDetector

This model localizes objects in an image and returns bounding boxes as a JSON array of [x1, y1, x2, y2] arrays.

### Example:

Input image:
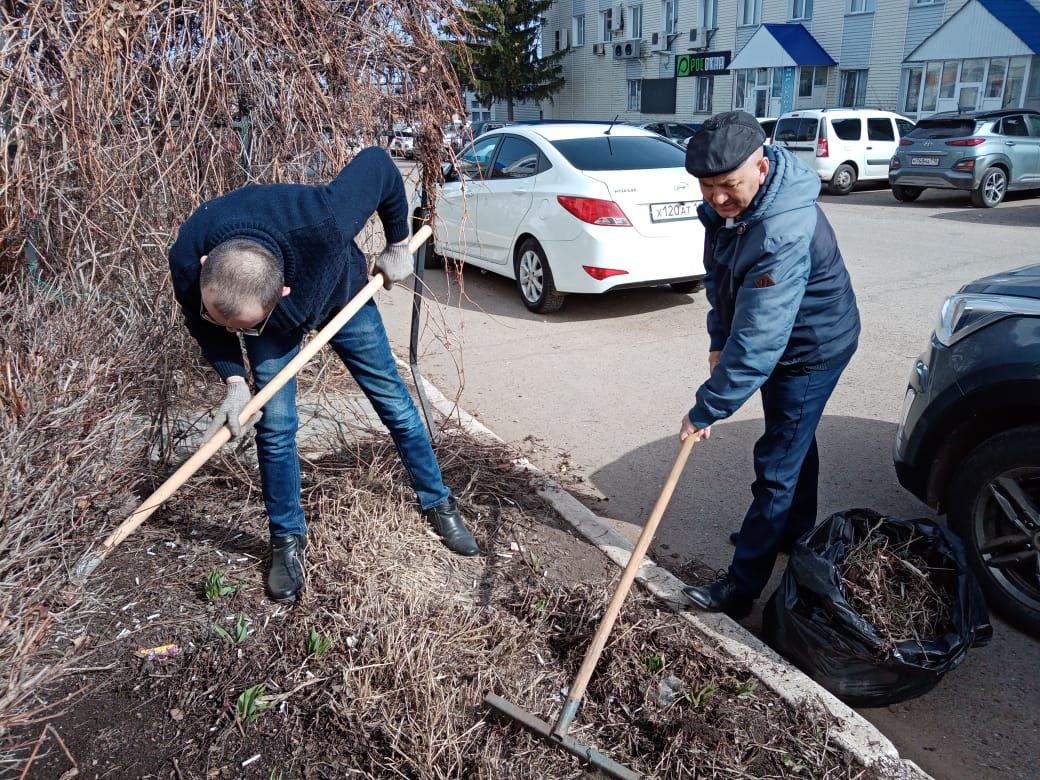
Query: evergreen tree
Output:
[[455, 0, 566, 121]]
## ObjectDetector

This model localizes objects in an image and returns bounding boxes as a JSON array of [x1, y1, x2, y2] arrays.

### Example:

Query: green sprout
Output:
[[235, 683, 274, 723], [204, 571, 240, 601], [213, 613, 249, 645], [684, 680, 716, 708], [305, 628, 332, 658], [641, 652, 665, 674], [781, 753, 808, 774], [733, 678, 758, 699], [532, 596, 549, 613]]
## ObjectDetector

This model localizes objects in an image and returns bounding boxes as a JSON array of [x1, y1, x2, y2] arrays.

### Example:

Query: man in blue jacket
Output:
[[169, 147, 480, 603], [680, 112, 860, 619]]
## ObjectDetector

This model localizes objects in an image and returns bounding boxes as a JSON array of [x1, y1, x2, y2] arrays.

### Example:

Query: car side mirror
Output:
[[442, 162, 457, 182]]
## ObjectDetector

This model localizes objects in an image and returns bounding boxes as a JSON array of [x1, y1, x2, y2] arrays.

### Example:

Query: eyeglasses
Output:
[[200, 302, 273, 337]]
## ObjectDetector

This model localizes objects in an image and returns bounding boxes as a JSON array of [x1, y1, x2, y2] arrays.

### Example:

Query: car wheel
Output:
[[947, 426, 1040, 637], [514, 238, 565, 313], [669, 280, 703, 294], [971, 167, 1007, 208], [891, 185, 923, 203], [828, 164, 857, 196]]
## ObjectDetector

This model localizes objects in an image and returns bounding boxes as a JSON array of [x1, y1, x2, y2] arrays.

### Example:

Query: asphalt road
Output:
[[380, 166, 1040, 780]]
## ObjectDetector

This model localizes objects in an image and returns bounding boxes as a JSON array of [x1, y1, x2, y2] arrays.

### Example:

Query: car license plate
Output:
[[650, 201, 697, 222], [910, 156, 940, 166]]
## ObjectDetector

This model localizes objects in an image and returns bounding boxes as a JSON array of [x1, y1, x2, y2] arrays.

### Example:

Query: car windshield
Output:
[[550, 135, 687, 170], [907, 119, 978, 139], [774, 117, 819, 143]]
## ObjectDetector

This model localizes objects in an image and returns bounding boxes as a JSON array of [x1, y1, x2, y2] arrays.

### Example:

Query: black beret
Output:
[[685, 111, 766, 178]]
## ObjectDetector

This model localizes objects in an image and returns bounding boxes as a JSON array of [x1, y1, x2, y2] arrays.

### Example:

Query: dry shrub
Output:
[[0, 0, 468, 757]]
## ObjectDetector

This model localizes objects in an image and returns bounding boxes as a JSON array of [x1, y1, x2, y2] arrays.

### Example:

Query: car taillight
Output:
[[890, 157, 901, 170], [557, 196, 632, 226], [816, 136, 829, 158], [953, 159, 976, 172], [899, 139, 914, 146], [945, 138, 985, 146], [583, 266, 629, 280]]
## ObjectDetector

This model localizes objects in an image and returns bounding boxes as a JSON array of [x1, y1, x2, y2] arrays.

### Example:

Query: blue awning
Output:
[[980, 0, 1040, 54], [728, 24, 837, 71]]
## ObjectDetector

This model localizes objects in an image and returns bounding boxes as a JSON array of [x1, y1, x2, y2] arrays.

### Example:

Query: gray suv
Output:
[[894, 264, 1040, 636], [889, 109, 1040, 207]]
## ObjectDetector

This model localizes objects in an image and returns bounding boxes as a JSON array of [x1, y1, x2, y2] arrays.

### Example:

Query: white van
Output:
[[772, 108, 915, 195]]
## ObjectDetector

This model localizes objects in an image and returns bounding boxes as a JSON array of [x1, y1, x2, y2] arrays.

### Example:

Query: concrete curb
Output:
[[410, 367, 932, 780]]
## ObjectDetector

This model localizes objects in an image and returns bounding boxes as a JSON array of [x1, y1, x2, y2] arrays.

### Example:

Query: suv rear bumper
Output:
[[889, 168, 978, 191]]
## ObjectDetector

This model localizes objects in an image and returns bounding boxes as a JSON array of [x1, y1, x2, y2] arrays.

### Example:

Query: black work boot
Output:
[[682, 573, 754, 620], [268, 534, 307, 602], [423, 497, 480, 556]]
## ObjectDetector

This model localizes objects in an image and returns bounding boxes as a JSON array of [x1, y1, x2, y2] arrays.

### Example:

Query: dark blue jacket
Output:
[[169, 147, 409, 380], [689, 146, 860, 429]]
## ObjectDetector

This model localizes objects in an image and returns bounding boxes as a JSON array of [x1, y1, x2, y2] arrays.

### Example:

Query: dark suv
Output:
[[894, 264, 1040, 636], [889, 108, 1040, 207]]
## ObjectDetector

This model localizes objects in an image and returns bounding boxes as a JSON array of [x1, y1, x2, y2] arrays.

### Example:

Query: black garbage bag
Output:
[[763, 508, 992, 706]]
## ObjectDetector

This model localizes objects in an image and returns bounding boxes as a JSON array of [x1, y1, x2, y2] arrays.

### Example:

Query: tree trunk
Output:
[[507, 98, 515, 121]]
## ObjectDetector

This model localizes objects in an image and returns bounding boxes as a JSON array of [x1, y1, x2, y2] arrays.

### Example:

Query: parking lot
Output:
[[380, 166, 1039, 779]]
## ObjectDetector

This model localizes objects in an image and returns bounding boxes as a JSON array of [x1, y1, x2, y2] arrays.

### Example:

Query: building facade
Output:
[[539, 0, 1040, 122]]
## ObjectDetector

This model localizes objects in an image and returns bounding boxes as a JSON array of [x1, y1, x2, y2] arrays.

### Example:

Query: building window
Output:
[[703, 0, 718, 28], [798, 67, 814, 97], [602, 8, 612, 41], [920, 61, 941, 112], [987, 58, 1008, 99], [939, 60, 958, 99], [628, 79, 642, 110], [791, 0, 813, 20], [912, 0, 940, 5], [840, 69, 867, 106], [1005, 57, 1030, 108], [849, 0, 875, 13], [697, 76, 714, 113], [814, 66, 828, 88], [739, 0, 762, 25], [554, 30, 561, 52], [630, 5, 643, 38], [903, 66, 922, 112], [573, 15, 585, 46], [664, 0, 678, 35]]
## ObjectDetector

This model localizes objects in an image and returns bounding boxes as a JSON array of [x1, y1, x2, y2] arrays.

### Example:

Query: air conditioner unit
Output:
[[612, 39, 643, 59], [592, 42, 606, 55], [651, 32, 659, 45], [691, 27, 716, 48]]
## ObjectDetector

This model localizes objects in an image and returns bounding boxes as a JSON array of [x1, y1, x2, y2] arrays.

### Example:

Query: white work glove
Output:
[[372, 242, 413, 290], [203, 379, 259, 444]]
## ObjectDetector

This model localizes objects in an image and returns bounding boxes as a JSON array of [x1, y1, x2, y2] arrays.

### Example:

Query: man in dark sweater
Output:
[[679, 112, 860, 619], [169, 147, 479, 602]]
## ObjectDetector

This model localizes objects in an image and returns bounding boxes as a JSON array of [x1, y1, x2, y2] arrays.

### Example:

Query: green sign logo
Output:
[[675, 52, 730, 78]]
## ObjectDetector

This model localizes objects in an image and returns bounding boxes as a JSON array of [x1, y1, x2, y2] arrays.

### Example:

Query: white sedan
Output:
[[416, 123, 705, 313]]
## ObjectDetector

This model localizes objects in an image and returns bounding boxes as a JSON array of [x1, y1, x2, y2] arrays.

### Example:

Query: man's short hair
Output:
[[200, 239, 283, 319]]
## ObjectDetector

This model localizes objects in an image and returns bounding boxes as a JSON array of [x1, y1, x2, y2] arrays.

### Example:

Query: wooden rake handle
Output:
[[75, 226, 432, 576], [553, 432, 698, 736]]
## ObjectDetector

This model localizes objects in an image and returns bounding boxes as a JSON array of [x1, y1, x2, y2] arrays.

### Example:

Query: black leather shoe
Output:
[[682, 574, 753, 620], [423, 497, 480, 556], [729, 531, 794, 555], [268, 534, 307, 602]]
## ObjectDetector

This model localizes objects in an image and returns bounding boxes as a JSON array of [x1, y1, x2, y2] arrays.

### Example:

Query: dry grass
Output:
[[838, 524, 955, 648]]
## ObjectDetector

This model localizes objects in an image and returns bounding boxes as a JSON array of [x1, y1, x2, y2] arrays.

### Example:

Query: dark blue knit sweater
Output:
[[169, 147, 410, 380]]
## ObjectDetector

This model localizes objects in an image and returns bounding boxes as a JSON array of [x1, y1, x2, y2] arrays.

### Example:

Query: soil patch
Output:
[[26, 428, 871, 779]]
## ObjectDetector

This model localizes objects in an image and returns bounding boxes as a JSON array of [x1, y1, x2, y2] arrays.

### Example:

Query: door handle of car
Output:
[[866, 146, 873, 149], [1005, 141, 1016, 146]]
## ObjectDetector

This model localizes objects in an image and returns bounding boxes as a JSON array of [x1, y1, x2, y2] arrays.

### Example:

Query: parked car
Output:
[[889, 109, 1040, 208], [758, 117, 778, 144], [894, 263, 1040, 637], [637, 121, 698, 148], [772, 108, 915, 195], [388, 131, 415, 159], [413, 123, 705, 313], [472, 120, 511, 138]]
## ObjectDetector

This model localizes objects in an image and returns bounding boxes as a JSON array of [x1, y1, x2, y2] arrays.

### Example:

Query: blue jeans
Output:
[[244, 299, 450, 539], [728, 353, 852, 599]]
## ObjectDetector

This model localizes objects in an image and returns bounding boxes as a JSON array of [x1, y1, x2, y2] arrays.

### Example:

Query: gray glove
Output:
[[372, 243, 413, 290], [203, 380, 260, 444]]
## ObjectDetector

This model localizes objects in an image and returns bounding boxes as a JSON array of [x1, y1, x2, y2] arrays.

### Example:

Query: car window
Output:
[[457, 136, 500, 179], [670, 124, 697, 139], [1027, 115, 1040, 138], [998, 115, 1029, 137], [550, 135, 687, 171], [645, 123, 663, 134], [831, 118, 862, 141], [490, 136, 541, 179], [867, 118, 895, 141], [760, 120, 778, 138], [774, 117, 819, 142], [895, 119, 915, 137], [907, 118, 978, 139]]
